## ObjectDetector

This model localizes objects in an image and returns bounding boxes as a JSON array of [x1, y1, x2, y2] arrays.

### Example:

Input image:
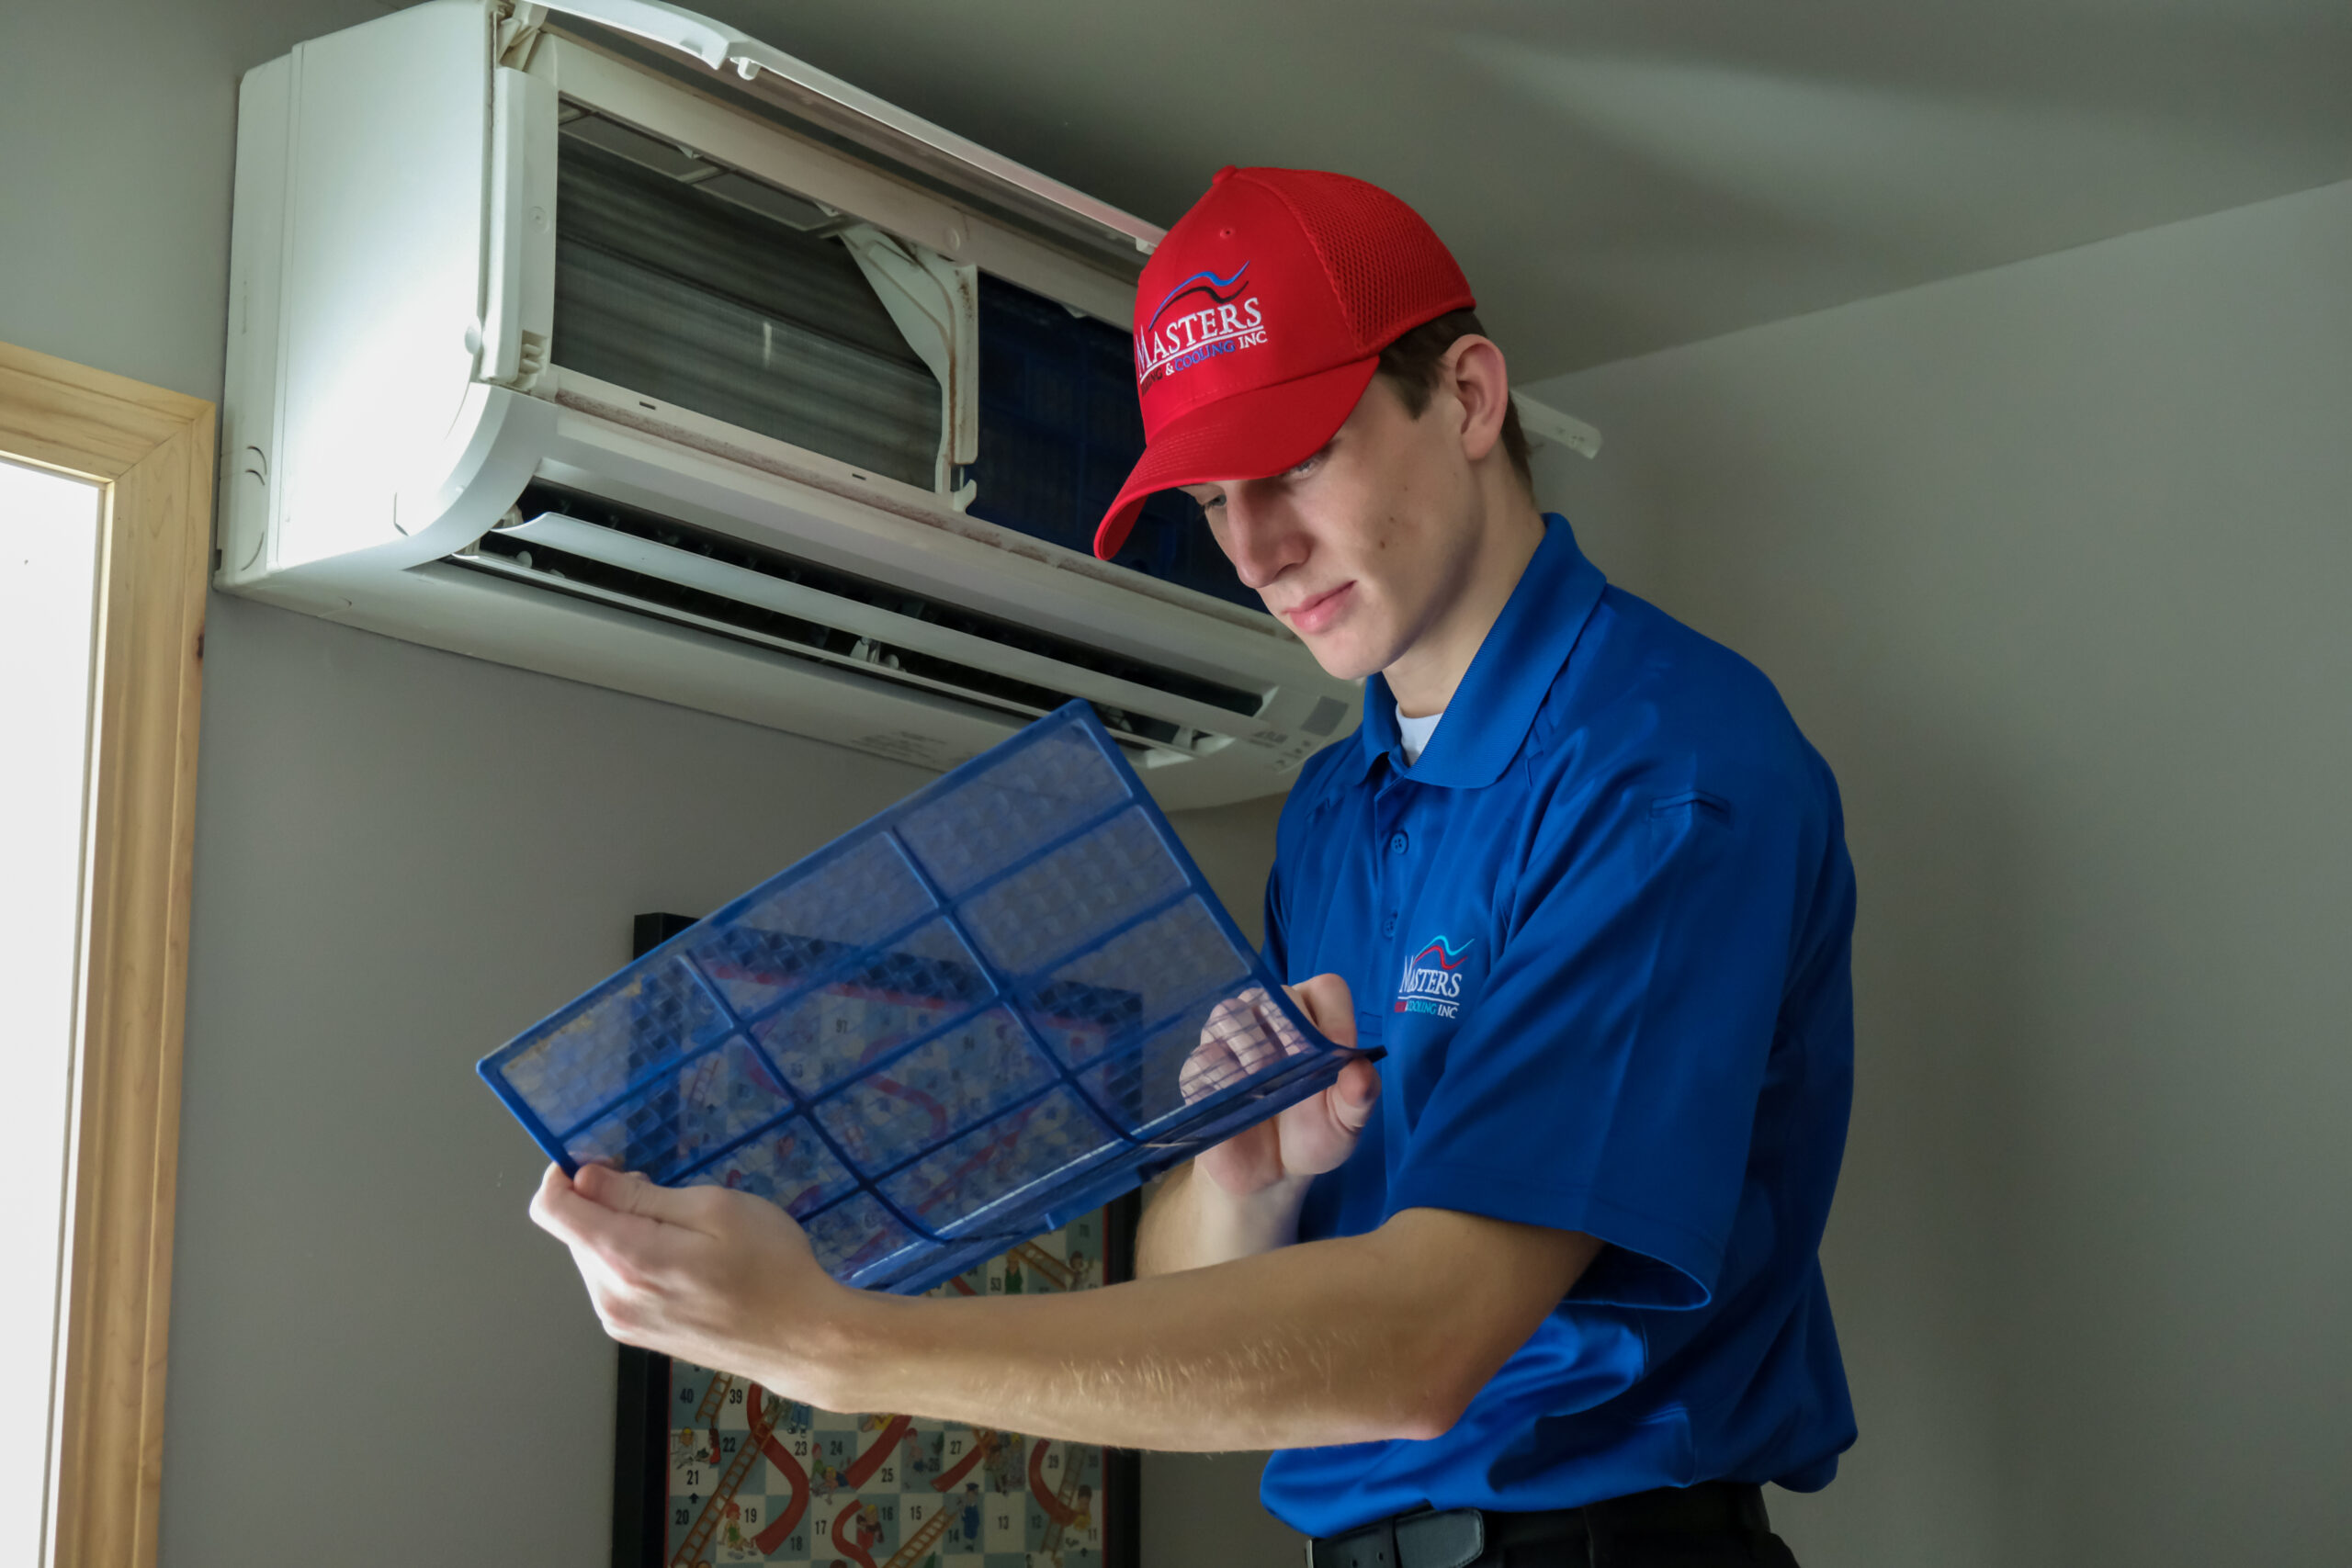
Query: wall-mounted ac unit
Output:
[[220, 0, 1364, 807]]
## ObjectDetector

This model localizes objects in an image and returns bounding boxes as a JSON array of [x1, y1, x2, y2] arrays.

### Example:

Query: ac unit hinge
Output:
[[495, 3, 550, 68]]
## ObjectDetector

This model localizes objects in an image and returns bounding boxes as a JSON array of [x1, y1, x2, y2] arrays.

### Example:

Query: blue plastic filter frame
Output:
[[479, 701, 1377, 1295]]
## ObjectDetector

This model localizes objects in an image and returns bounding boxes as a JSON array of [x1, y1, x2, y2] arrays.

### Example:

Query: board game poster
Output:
[[613, 1202, 1139, 1568], [614, 916, 1143, 1568]]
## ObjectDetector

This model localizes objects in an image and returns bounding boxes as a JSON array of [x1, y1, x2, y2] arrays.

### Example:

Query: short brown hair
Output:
[[1375, 308, 1532, 491]]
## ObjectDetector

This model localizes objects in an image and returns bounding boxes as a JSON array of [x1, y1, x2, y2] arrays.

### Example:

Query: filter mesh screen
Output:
[[478, 702, 1373, 1294]]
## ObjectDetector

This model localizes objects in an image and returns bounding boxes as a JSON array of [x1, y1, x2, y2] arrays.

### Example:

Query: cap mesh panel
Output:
[[1250, 169, 1474, 350]]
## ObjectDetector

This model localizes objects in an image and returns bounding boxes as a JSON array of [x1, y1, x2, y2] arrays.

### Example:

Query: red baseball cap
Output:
[[1091, 165, 1476, 561]]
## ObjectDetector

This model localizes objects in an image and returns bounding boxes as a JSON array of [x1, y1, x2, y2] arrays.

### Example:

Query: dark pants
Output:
[[1472, 1530, 1800, 1567], [1310, 1483, 1800, 1568]]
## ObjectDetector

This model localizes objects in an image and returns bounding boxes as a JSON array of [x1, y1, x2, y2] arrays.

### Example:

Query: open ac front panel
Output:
[[218, 0, 1364, 808]]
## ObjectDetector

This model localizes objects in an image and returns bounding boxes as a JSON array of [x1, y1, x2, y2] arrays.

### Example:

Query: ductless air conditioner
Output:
[[221, 0, 1374, 806]]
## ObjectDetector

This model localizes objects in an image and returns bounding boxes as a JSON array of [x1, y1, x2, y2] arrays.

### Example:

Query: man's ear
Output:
[[1444, 335, 1511, 468]]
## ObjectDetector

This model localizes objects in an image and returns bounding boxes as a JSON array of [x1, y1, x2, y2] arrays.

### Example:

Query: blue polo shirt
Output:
[[1258, 515, 1857, 1536]]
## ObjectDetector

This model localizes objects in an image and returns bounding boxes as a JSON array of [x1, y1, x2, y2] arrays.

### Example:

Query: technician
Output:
[[533, 165, 1858, 1568]]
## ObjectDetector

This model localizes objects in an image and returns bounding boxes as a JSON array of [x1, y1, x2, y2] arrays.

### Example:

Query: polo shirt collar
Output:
[[1350, 513, 1608, 789]]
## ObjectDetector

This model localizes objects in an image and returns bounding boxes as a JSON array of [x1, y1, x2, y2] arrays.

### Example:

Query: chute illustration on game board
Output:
[[662, 1215, 1112, 1568]]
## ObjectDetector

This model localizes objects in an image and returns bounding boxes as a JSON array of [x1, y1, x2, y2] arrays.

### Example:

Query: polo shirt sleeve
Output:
[[1384, 761, 1809, 1311]]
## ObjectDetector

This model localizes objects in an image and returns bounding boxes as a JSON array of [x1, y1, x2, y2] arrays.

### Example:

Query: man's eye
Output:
[[1283, 451, 1325, 479]]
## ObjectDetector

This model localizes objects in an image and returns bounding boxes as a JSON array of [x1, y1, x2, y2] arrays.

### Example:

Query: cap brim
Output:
[[1091, 355, 1380, 560]]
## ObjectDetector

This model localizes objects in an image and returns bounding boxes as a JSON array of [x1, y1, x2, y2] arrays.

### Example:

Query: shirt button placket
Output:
[[1381, 822, 1410, 939], [1374, 804, 1401, 940]]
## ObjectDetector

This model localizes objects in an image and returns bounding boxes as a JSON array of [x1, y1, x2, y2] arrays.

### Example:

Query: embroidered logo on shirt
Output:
[[1395, 934, 1473, 1018]]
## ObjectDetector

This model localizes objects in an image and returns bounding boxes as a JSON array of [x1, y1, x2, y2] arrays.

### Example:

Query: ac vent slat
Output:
[[456, 482, 1264, 753]]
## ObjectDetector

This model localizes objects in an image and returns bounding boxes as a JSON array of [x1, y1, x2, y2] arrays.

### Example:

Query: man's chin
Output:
[[1298, 632, 1387, 685]]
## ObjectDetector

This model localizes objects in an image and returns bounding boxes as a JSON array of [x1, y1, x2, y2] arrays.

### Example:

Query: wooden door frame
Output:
[[1, 341, 214, 1568]]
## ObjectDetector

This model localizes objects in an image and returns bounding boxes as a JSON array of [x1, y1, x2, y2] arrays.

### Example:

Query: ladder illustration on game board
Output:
[[877, 1426, 1004, 1568], [694, 1372, 736, 1426], [687, 1371, 736, 1486], [880, 1501, 956, 1568], [1040, 1446, 1090, 1560], [1029, 1438, 1091, 1563], [671, 1383, 781, 1568], [1009, 1240, 1076, 1292]]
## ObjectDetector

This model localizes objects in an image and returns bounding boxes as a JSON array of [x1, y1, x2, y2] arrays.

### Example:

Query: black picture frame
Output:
[[611, 912, 1143, 1568]]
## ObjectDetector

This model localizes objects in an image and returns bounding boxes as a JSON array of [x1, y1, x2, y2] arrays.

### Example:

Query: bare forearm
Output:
[[807, 1228, 1454, 1451], [1133, 1160, 1312, 1276]]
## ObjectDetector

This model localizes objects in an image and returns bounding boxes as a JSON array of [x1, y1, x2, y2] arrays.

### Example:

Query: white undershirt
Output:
[[1396, 705, 1445, 766]]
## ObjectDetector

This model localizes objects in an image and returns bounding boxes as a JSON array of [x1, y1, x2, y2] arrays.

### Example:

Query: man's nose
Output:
[[1220, 492, 1306, 591]]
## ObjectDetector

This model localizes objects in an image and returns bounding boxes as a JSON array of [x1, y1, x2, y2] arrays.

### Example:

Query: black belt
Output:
[[1305, 1482, 1777, 1568]]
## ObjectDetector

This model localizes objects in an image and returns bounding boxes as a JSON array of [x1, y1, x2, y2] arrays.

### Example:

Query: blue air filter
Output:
[[479, 701, 1374, 1294]]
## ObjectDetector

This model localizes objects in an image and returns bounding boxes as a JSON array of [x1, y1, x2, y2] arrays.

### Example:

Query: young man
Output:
[[532, 166, 1856, 1568]]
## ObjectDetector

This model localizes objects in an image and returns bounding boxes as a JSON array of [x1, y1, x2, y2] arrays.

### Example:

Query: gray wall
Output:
[[1524, 177, 2352, 1568], [1, 0, 390, 402], [2, 1, 1299, 1562], [17, 2, 2346, 1564]]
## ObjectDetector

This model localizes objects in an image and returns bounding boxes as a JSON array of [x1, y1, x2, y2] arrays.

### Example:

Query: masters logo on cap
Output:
[[1135, 264, 1268, 393], [1092, 165, 1476, 561]]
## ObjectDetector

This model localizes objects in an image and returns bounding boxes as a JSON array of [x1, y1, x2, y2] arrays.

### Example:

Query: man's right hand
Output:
[[1183, 974, 1381, 1197]]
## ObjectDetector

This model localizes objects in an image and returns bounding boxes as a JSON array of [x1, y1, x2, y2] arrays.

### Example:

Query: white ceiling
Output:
[[660, 0, 2352, 378]]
